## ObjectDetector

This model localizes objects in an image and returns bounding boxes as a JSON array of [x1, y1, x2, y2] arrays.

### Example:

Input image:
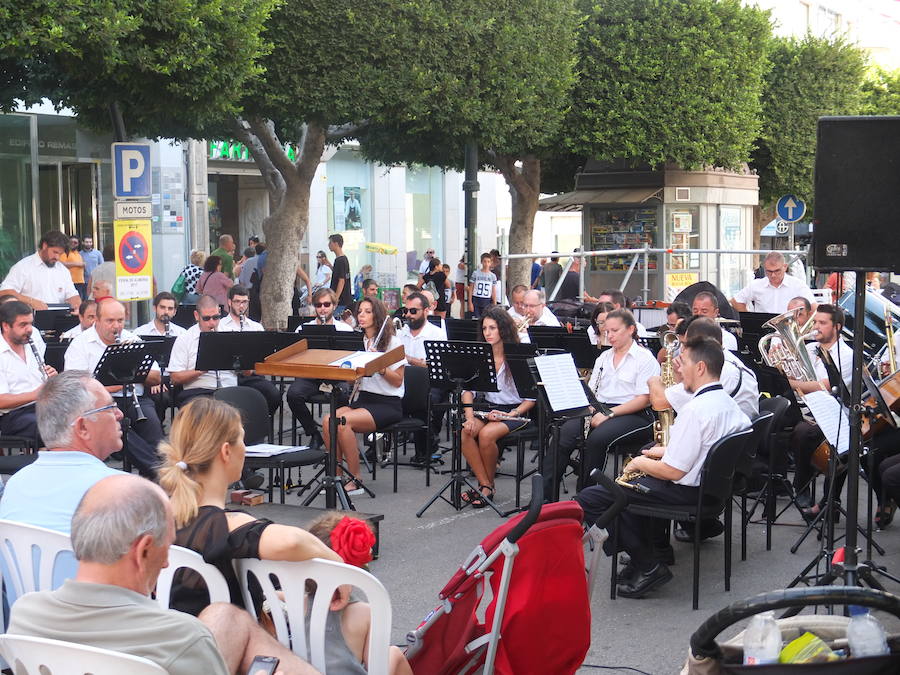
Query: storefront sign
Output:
[[665, 272, 699, 302], [208, 139, 301, 162], [114, 218, 153, 300]]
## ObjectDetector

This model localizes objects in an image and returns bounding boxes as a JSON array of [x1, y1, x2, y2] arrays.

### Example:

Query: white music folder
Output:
[[804, 390, 850, 456]]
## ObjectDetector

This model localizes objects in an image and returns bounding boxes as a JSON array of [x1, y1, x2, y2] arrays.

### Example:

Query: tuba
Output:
[[757, 308, 818, 382]]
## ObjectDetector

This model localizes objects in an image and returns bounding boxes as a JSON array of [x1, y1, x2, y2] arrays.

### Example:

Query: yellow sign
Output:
[[667, 272, 698, 289], [365, 242, 398, 255], [114, 218, 153, 301]]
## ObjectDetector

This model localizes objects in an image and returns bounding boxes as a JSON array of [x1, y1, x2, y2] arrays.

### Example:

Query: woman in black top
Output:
[[159, 397, 339, 616], [420, 257, 450, 318]]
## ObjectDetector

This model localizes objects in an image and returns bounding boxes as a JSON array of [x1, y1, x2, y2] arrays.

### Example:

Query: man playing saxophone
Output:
[[543, 309, 659, 497], [575, 337, 750, 599], [0, 301, 57, 445]]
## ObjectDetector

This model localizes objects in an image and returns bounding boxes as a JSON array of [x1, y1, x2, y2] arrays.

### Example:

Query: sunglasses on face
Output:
[[200, 314, 220, 322], [314, 301, 333, 308], [406, 307, 422, 314]]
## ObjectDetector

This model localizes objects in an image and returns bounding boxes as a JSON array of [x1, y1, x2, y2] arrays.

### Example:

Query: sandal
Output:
[[461, 489, 480, 505], [471, 484, 495, 509], [876, 500, 896, 529], [344, 479, 365, 496]]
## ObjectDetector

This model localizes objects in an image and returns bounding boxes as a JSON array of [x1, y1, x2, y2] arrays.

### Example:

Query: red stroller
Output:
[[405, 474, 624, 675]]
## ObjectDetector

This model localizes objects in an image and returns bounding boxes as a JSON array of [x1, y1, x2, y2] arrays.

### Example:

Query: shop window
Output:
[[405, 165, 443, 281], [587, 206, 658, 271], [0, 115, 34, 279], [667, 206, 700, 270]]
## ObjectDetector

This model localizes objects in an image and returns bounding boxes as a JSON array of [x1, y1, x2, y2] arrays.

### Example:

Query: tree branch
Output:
[[326, 121, 364, 142], [248, 117, 299, 181], [297, 121, 326, 184], [232, 118, 286, 204]]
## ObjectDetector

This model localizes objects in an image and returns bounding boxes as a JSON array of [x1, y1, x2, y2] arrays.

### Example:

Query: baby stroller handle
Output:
[[690, 586, 900, 660], [590, 469, 627, 530], [507, 475, 544, 545]]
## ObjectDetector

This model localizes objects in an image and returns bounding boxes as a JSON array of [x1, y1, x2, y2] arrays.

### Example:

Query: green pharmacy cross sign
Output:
[[208, 140, 301, 162]]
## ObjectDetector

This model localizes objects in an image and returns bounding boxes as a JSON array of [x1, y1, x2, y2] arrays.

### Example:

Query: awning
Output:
[[538, 187, 663, 212]]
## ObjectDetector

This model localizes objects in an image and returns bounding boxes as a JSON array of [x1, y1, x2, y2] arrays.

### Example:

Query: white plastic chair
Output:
[[0, 520, 73, 601], [0, 634, 166, 674], [154, 544, 231, 609], [233, 558, 392, 675]]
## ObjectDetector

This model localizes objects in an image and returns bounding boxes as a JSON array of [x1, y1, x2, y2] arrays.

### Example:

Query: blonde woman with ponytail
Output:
[[159, 397, 340, 617]]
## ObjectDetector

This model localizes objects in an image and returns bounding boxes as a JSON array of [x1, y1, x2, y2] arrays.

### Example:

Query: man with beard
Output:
[[0, 231, 80, 311]]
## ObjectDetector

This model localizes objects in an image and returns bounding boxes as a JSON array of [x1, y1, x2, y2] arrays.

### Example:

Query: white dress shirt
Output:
[[61, 324, 84, 340], [218, 314, 264, 332], [0, 253, 78, 305], [167, 324, 237, 390], [64, 326, 159, 397], [587, 340, 660, 405], [733, 275, 815, 314], [296, 317, 353, 332], [664, 382, 751, 487], [806, 339, 853, 389], [358, 335, 406, 398], [721, 329, 738, 351], [484, 360, 533, 406], [399, 320, 446, 363], [665, 351, 759, 420], [134, 320, 187, 337], [0, 336, 46, 413]]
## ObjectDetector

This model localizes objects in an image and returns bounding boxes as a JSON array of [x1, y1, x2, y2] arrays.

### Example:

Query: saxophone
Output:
[[615, 332, 677, 491]]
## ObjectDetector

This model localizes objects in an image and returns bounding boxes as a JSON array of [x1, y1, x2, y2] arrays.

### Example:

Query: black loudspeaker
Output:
[[813, 116, 900, 272]]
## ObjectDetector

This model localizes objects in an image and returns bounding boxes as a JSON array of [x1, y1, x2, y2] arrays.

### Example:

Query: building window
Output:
[[405, 165, 443, 281], [326, 149, 372, 287], [0, 114, 35, 279]]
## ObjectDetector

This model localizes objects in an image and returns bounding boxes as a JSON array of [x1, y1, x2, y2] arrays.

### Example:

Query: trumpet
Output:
[[28, 337, 49, 382], [515, 316, 531, 333]]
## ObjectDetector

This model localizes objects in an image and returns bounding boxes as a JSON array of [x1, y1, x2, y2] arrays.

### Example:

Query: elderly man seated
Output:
[[8, 474, 318, 675]]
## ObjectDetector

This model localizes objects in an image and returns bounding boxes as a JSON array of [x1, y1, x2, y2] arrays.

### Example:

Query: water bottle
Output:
[[847, 606, 889, 658], [743, 611, 782, 665]]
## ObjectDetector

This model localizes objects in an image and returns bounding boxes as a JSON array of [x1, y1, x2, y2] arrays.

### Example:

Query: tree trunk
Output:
[[496, 155, 540, 294]]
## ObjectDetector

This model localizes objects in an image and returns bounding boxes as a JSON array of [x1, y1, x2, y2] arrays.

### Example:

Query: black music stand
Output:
[[526, 326, 602, 370], [527, 352, 595, 503], [33, 308, 78, 336], [139, 336, 177, 370], [416, 340, 498, 517], [445, 318, 479, 342]]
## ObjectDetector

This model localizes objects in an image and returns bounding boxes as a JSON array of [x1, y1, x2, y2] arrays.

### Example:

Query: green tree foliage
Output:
[[860, 67, 900, 115], [751, 35, 867, 207], [0, 0, 274, 137], [569, 0, 770, 170]]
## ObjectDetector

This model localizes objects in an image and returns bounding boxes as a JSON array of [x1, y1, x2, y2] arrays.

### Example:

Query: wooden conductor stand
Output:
[[256, 339, 405, 510]]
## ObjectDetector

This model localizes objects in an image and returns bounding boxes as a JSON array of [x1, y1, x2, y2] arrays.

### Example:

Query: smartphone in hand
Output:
[[247, 655, 279, 675]]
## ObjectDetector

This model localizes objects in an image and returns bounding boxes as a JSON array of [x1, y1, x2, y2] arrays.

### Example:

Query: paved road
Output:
[[247, 447, 900, 675]]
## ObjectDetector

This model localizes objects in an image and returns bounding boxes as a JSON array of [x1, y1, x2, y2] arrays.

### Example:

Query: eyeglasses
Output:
[[406, 307, 422, 314], [199, 314, 220, 322], [70, 402, 118, 426], [230, 298, 249, 305], [314, 301, 333, 308], [763, 268, 783, 276]]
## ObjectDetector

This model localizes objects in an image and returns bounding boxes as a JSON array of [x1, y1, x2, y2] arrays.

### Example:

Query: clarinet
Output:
[[28, 337, 48, 382], [114, 331, 147, 422], [239, 308, 246, 332], [162, 315, 172, 337]]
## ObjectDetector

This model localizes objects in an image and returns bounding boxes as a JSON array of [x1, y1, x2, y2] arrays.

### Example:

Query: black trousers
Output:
[[286, 379, 349, 437], [412, 386, 450, 459], [175, 387, 215, 407], [879, 453, 900, 507], [115, 395, 163, 479], [238, 374, 281, 417], [0, 404, 42, 447], [548, 409, 654, 493], [575, 477, 698, 572], [863, 428, 900, 506], [791, 420, 824, 492]]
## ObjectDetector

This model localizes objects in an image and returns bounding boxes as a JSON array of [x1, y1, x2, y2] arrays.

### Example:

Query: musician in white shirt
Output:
[[506, 285, 529, 325], [322, 297, 406, 496], [691, 291, 739, 351], [286, 288, 352, 449], [65, 299, 162, 478], [399, 291, 447, 464], [169, 295, 237, 406], [461, 307, 535, 507], [61, 300, 97, 340], [217, 285, 281, 416], [587, 302, 615, 347], [0, 231, 80, 311], [547, 309, 659, 496], [594, 290, 650, 336], [730, 251, 816, 314], [0, 301, 56, 444], [134, 292, 186, 338], [575, 338, 750, 598]]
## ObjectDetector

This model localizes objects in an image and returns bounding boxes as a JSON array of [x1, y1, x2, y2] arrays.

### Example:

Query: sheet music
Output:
[[534, 353, 590, 412], [328, 351, 383, 368], [804, 390, 850, 455], [245, 443, 309, 457]]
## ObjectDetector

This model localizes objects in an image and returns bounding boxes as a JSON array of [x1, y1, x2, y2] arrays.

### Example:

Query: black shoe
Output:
[[674, 520, 725, 543], [617, 563, 673, 598], [409, 455, 427, 468], [242, 472, 265, 490], [795, 491, 813, 509], [617, 562, 637, 583], [801, 502, 841, 524], [308, 433, 324, 451]]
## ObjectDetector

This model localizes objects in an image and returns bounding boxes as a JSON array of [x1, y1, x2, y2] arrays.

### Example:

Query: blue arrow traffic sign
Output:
[[776, 194, 806, 223]]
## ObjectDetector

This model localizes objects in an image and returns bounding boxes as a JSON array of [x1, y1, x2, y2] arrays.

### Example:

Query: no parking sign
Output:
[[114, 219, 153, 300]]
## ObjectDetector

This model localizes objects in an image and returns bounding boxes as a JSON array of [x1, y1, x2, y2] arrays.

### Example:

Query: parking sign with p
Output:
[[112, 143, 151, 199]]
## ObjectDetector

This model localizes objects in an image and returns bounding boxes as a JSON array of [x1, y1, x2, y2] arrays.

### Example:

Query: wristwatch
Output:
[[606, 410, 615, 418]]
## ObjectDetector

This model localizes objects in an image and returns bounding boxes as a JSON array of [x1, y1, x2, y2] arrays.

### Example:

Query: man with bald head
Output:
[[169, 294, 237, 406], [211, 233, 237, 279], [8, 474, 317, 675], [65, 298, 162, 478]]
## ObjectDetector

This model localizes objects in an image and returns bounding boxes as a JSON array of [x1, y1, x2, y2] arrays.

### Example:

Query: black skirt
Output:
[[350, 390, 403, 428], [481, 402, 531, 433]]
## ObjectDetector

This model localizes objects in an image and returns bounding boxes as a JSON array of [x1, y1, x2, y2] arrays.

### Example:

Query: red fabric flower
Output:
[[330, 516, 375, 568]]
